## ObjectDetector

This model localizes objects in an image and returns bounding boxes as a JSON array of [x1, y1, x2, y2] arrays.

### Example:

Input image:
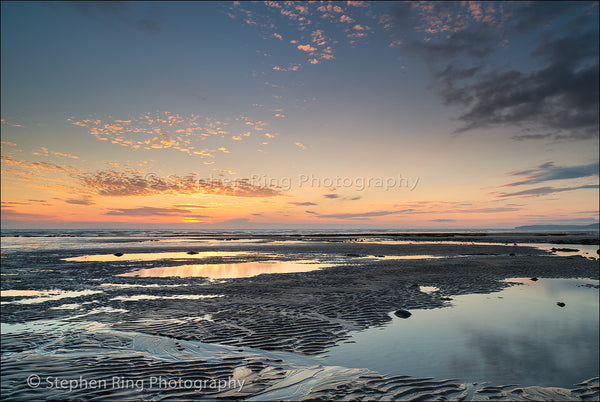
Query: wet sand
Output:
[[1, 232, 599, 400]]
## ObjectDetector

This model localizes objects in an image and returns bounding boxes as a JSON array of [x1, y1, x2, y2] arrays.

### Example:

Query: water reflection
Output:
[[119, 260, 331, 279], [322, 278, 599, 388], [0, 289, 103, 305], [110, 294, 222, 301], [63, 251, 251, 262]]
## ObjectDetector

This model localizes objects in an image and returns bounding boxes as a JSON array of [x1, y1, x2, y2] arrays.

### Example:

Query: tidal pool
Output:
[[119, 260, 332, 279], [0, 289, 103, 305], [321, 277, 599, 388], [63, 251, 251, 262]]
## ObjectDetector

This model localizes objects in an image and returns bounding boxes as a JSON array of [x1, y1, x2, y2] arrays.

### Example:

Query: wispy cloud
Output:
[[315, 205, 521, 220], [317, 210, 413, 219], [496, 184, 598, 198], [32, 147, 80, 160], [64, 197, 95, 206], [105, 206, 207, 217], [289, 201, 318, 206], [505, 162, 599, 187], [323, 193, 340, 199]]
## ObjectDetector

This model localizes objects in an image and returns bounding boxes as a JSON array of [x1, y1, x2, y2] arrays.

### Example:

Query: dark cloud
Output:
[[289, 201, 318, 206], [506, 162, 599, 187], [431, 219, 456, 222], [444, 29, 599, 138], [389, 2, 599, 141], [78, 169, 284, 198], [172, 204, 209, 208], [390, 2, 500, 61], [323, 193, 340, 199], [305, 210, 317, 214], [497, 184, 598, 198]]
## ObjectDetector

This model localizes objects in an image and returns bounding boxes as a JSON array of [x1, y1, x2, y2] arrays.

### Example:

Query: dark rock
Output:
[[550, 247, 579, 252], [394, 309, 412, 318], [509, 253, 515, 256], [556, 302, 566, 307], [113, 253, 124, 257], [187, 251, 199, 255], [530, 277, 538, 281], [346, 253, 361, 257]]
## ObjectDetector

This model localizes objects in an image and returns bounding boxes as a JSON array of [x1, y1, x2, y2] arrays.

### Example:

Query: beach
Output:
[[1, 231, 599, 400]]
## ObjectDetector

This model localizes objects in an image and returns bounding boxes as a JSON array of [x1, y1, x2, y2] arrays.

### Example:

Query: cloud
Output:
[[442, 32, 599, 138], [294, 142, 307, 150], [505, 162, 599, 187], [105, 207, 206, 217], [497, 184, 598, 198], [298, 44, 317, 52], [323, 193, 340, 199], [289, 201, 318, 206], [78, 168, 284, 197], [32, 147, 80, 160], [387, 1, 504, 59], [69, 111, 277, 158], [387, 2, 599, 141], [0, 208, 55, 221], [317, 210, 412, 219], [1, 155, 78, 174], [64, 197, 95, 206], [315, 205, 521, 220], [229, 1, 378, 66], [430, 219, 456, 222]]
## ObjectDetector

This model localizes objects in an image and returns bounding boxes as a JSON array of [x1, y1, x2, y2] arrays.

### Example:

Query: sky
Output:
[[1, 1, 598, 230]]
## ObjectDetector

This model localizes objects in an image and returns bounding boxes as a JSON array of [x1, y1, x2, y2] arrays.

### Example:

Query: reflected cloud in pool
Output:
[[119, 260, 332, 279]]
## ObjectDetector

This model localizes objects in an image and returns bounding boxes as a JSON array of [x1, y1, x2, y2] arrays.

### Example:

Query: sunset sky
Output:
[[1, 1, 598, 229]]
